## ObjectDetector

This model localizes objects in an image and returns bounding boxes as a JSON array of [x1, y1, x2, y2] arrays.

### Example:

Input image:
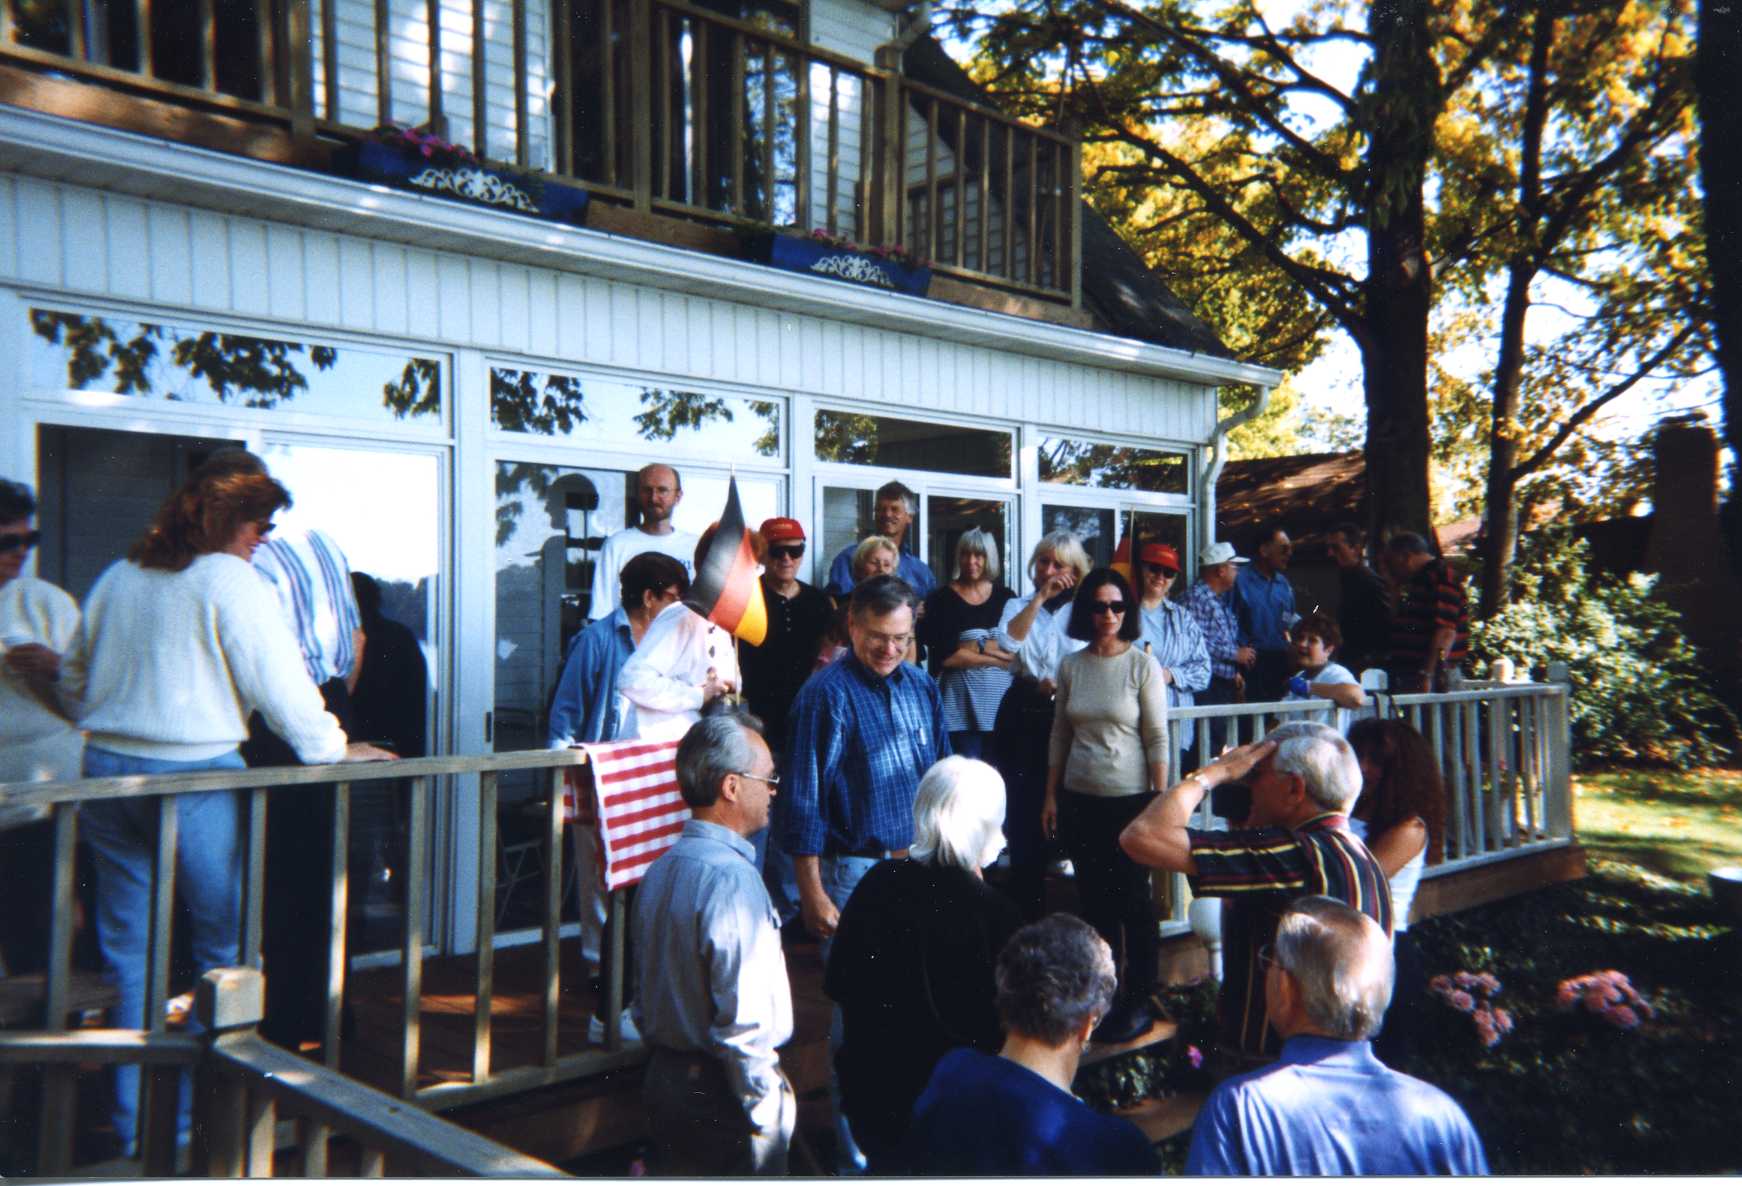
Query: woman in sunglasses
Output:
[[1040, 567, 1169, 1044], [0, 478, 82, 785], [1133, 543, 1211, 762]]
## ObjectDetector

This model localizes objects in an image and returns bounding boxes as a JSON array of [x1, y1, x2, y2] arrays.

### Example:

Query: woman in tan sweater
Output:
[[1041, 567, 1168, 1043]]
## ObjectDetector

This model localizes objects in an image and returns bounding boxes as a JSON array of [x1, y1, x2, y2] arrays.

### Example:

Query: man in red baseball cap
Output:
[[741, 516, 833, 926]]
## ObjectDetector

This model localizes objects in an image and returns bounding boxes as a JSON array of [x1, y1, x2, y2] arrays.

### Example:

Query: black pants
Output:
[[991, 681, 1059, 921], [243, 678, 351, 1048], [1249, 649, 1291, 703], [1192, 675, 1242, 766], [1373, 930, 1427, 1066], [1058, 789, 1159, 1002]]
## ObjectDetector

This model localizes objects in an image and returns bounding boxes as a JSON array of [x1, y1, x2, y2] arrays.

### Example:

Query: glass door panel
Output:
[[925, 495, 1011, 588], [1041, 503, 1117, 572], [1124, 510, 1192, 575]]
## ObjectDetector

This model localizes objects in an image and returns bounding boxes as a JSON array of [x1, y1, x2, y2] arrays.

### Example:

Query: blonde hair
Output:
[[852, 534, 900, 580], [1029, 531, 1091, 585], [954, 528, 1002, 584]]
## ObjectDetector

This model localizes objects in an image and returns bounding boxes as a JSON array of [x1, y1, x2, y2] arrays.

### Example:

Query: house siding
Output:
[[0, 174, 1216, 443]]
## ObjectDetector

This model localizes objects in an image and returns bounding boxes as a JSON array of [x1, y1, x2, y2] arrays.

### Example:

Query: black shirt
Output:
[[740, 578, 832, 751], [1337, 564, 1392, 675], [917, 583, 1015, 678]]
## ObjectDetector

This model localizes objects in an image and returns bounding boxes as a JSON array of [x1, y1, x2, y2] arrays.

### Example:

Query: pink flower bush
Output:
[[1429, 970, 1511, 1048], [1556, 969, 1655, 1031], [801, 227, 930, 270], [1186, 1044, 1204, 1069]]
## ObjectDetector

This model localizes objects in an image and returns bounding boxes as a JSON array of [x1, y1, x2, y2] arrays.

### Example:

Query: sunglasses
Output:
[[1148, 566, 1180, 579], [0, 530, 43, 554], [769, 544, 805, 560], [1092, 600, 1126, 615]]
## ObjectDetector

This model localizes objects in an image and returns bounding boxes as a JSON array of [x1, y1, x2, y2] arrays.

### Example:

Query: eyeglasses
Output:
[[0, 530, 43, 555], [1092, 600, 1126, 615], [863, 630, 913, 651], [1148, 567, 1180, 580], [1257, 943, 1280, 973], [255, 520, 276, 536], [769, 544, 805, 560], [735, 770, 781, 788]]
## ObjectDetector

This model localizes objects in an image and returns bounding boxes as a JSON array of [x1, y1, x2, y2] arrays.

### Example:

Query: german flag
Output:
[[684, 476, 768, 645], [1111, 534, 1135, 588]]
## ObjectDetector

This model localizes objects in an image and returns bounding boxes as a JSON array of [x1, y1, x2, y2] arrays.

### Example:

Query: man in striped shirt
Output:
[[1120, 720, 1391, 1066]]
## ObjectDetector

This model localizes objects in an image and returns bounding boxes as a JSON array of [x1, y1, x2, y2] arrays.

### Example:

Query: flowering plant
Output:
[[802, 227, 930, 270], [1429, 970, 1515, 1048], [1556, 969, 1655, 1031], [368, 123, 480, 169]]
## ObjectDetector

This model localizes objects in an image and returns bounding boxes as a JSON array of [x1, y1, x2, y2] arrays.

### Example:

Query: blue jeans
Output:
[[817, 855, 880, 1174], [79, 746, 247, 1155]]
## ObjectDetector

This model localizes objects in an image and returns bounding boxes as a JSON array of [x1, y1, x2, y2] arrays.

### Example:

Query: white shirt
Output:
[[0, 576, 84, 782], [587, 526, 698, 622], [61, 554, 347, 764], [616, 601, 742, 741], [995, 592, 1086, 682]]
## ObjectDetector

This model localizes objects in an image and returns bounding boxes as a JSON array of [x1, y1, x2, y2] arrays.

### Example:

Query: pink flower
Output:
[[1555, 982, 1580, 1009], [1584, 988, 1612, 1012], [1492, 1008, 1514, 1033], [1429, 975, 1452, 994], [1473, 1010, 1500, 1048], [1449, 990, 1476, 1013], [1187, 1045, 1204, 1069], [1604, 1005, 1640, 1030], [629, 1158, 647, 1177]]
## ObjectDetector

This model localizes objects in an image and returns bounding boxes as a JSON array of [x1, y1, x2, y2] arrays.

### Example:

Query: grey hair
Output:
[[875, 480, 917, 515], [1029, 531, 1091, 585], [849, 574, 918, 620], [954, 528, 1002, 584], [674, 707, 765, 809], [852, 534, 900, 580], [1383, 531, 1433, 557], [1274, 896, 1394, 1040], [910, 757, 1006, 871], [1267, 719, 1363, 813], [995, 914, 1117, 1046]]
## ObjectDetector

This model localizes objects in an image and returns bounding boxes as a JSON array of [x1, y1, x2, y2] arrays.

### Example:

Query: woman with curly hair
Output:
[[1346, 716, 1446, 1063], [61, 465, 388, 1157]]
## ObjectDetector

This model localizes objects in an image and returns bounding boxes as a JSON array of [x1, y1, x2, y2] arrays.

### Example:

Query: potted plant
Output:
[[738, 225, 931, 296], [335, 124, 589, 228]]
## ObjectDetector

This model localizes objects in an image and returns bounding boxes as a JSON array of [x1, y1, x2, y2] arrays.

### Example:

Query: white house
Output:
[[0, 0, 1281, 958]]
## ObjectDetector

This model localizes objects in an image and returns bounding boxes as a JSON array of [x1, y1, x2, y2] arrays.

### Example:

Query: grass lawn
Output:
[[1573, 766, 1742, 882]]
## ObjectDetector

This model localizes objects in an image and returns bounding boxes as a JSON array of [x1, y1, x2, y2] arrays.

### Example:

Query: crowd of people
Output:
[[0, 458, 1483, 1173]]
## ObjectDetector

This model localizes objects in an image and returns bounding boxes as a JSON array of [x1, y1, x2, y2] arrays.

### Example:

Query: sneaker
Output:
[[1048, 859, 1076, 877], [588, 1008, 642, 1045]]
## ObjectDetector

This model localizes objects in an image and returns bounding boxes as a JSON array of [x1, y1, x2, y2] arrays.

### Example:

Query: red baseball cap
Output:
[[1139, 543, 1181, 571], [760, 517, 806, 543]]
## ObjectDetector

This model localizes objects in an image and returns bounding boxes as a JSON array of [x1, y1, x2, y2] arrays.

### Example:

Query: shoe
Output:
[[1091, 999, 1155, 1046], [588, 1008, 642, 1045]]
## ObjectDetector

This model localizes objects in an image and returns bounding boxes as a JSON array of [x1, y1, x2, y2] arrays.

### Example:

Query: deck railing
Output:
[[1154, 674, 1575, 934], [0, 748, 633, 1173], [0, 0, 1081, 301]]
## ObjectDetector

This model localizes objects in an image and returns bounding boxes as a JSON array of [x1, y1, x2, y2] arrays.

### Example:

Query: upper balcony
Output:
[[0, 0, 1082, 311]]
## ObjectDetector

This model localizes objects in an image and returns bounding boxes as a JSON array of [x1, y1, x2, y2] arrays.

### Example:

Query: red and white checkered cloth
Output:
[[564, 738, 689, 890]]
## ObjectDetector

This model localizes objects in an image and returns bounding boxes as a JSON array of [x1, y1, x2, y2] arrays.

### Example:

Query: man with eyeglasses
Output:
[[740, 517, 832, 928], [587, 464, 698, 623], [1119, 720, 1391, 1073], [633, 709, 796, 1175], [783, 572, 950, 1172]]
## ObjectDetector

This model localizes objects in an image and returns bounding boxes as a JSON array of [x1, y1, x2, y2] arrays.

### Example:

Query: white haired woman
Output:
[[918, 528, 1016, 762], [990, 531, 1092, 919], [824, 756, 1023, 1173]]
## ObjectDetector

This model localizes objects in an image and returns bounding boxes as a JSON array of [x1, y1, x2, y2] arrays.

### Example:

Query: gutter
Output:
[[1200, 381, 1276, 550], [879, 1, 933, 54]]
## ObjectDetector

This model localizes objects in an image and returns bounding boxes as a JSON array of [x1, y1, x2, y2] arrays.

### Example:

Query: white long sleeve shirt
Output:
[[61, 554, 347, 764], [0, 576, 84, 782], [616, 601, 741, 742], [995, 592, 1086, 683]]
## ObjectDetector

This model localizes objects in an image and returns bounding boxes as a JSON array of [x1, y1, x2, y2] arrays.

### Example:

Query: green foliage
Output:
[[1469, 528, 1739, 767]]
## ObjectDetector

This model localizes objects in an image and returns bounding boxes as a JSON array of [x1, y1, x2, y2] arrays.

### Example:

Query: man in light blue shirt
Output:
[[824, 480, 936, 599], [633, 709, 795, 1175], [1187, 896, 1488, 1176], [1233, 522, 1295, 702]]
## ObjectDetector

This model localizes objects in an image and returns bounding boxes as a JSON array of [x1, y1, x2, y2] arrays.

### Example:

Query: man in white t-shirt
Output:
[[1283, 612, 1367, 711], [588, 464, 698, 622]]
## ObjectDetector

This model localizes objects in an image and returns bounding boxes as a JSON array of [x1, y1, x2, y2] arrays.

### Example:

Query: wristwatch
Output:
[[977, 638, 986, 655]]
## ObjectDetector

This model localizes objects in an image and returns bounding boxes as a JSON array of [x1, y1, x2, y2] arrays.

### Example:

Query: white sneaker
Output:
[[588, 1008, 641, 1045], [1049, 859, 1076, 877]]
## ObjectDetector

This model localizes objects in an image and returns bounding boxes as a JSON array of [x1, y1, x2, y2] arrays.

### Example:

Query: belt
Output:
[[823, 846, 908, 860]]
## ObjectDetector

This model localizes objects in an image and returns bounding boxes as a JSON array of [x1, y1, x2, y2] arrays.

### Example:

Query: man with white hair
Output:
[[1120, 721, 1392, 1065], [1187, 896, 1488, 1175]]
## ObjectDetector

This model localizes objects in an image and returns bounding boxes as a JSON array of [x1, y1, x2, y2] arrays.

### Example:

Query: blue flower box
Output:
[[744, 232, 931, 296], [338, 141, 590, 228]]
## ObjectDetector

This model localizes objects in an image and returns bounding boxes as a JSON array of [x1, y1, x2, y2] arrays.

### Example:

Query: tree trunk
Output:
[[1697, 0, 1742, 571], [1361, 0, 1439, 547]]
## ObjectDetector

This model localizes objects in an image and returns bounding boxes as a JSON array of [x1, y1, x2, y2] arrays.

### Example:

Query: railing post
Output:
[[1544, 662, 1574, 838], [630, 0, 654, 212], [874, 49, 904, 249], [193, 967, 267, 1178], [1066, 122, 1083, 308]]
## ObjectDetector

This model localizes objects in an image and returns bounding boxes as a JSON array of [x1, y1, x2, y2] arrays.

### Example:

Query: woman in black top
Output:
[[918, 529, 1015, 761], [825, 755, 1021, 1172]]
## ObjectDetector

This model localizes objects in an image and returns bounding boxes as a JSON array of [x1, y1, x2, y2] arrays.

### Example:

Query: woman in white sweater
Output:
[[60, 468, 387, 1157], [1041, 567, 1169, 1045]]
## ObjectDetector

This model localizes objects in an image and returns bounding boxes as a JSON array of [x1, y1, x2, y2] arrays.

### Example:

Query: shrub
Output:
[[1470, 529, 1739, 768]]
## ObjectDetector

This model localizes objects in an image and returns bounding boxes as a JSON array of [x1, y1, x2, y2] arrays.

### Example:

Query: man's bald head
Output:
[[635, 463, 682, 530], [1271, 896, 1394, 1041]]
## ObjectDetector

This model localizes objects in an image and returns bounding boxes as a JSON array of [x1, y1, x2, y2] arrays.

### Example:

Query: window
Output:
[[491, 367, 781, 459], [815, 410, 1012, 479], [1038, 436, 1188, 495], [27, 308, 444, 426]]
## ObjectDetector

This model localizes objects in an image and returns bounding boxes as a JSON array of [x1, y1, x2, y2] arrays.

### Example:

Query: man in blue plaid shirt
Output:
[[1182, 541, 1256, 761], [782, 572, 950, 1171]]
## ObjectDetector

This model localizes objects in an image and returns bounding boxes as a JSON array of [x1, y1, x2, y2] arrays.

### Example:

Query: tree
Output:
[[1433, 0, 1706, 615], [1696, 0, 1742, 569], [946, 0, 1499, 546]]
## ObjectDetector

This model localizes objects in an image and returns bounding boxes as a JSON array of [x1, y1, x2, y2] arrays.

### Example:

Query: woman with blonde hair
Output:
[[919, 528, 1016, 760], [61, 466, 388, 1156], [990, 531, 1092, 918]]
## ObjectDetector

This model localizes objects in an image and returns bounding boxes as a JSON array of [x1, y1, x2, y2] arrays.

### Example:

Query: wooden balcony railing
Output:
[[0, 0, 1082, 302]]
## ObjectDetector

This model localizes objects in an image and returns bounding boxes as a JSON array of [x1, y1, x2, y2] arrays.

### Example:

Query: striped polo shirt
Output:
[[1189, 813, 1393, 1058], [252, 528, 361, 687]]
